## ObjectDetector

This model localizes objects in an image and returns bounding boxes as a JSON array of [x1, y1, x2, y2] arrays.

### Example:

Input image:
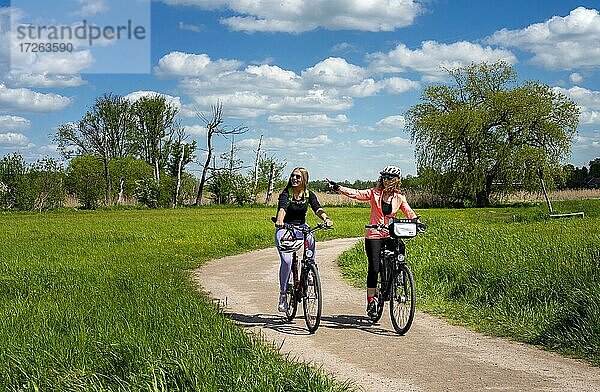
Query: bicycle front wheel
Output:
[[390, 264, 415, 335], [285, 264, 298, 321], [370, 266, 385, 323], [302, 262, 322, 333]]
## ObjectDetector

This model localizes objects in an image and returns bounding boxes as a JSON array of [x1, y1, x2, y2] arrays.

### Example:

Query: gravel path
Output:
[[192, 237, 600, 391]]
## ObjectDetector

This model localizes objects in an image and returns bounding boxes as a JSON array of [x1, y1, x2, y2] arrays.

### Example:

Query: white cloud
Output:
[[302, 57, 367, 87], [569, 73, 583, 84], [294, 134, 332, 148], [159, 51, 417, 119], [154, 51, 242, 77], [0, 115, 31, 131], [382, 136, 412, 147], [179, 21, 204, 32], [72, 0, 108, 17], [124, 91, 183, 112], [5, 72, 87, 88], [0, 83, 71, 112], [487, 7, 600, 70], [185, 124, 208, 136], [357, 135, 412, 148], [357, 139, 377, 148], [367, 41, 516, 80], [555, 86, 600, 125], [268, 113, 348, 127], [162, 0, 422, 33], [0, 132, 29, 145], [374, 115, 406, 131]]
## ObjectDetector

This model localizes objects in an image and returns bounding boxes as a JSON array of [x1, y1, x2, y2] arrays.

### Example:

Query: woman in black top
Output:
[[274, 167, 333, 312]]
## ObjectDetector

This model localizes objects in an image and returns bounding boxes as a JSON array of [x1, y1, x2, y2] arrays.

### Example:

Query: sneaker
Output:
[[366, 298, 378, 318], [278, 293, 288, 312]]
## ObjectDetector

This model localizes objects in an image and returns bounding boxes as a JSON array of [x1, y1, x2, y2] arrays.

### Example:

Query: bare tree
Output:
[[194, 102, 247, 206]]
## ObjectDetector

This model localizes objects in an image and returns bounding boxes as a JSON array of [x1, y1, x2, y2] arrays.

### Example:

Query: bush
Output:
[[66, 155, 105, 209]]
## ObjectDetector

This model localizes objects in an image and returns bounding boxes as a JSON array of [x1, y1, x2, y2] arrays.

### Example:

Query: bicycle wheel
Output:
[[390, 263, 415, 335], [302, 262, 322, 333], [285, 263, 298, 321]]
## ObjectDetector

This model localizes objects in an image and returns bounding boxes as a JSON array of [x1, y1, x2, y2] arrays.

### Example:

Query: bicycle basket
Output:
[[388, 218, 417, 238]]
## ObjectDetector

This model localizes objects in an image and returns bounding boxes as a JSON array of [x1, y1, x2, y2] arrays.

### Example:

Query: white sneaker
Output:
[[278, 293, 288, 312]]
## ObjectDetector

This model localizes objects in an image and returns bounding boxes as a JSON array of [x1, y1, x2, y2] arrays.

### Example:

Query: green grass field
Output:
[[2, 200, 599, 390], [339, 199, 600, 365], [0, 206, 358, 391]]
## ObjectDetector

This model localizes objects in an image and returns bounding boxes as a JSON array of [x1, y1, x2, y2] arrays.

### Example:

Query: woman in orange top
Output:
[[328, 165, 417, 318]]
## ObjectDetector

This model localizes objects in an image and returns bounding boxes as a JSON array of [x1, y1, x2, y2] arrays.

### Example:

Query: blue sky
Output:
[[0, 0, 599, 181]]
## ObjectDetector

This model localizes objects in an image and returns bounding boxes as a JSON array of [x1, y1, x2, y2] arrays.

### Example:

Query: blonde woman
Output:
[[274, 167, 333, 312], [328, 165, 417, 318]]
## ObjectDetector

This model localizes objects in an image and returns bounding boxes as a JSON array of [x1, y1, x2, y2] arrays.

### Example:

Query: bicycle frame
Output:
[[274, 219, 330, 333]]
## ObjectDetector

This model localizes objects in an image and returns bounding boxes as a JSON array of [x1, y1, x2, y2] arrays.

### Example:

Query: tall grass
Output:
[[338, 200, 600, 365], [0, 207, 359, 391]]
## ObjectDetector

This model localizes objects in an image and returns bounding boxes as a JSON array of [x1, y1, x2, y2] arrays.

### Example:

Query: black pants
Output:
[[364, 238, 395, 289]]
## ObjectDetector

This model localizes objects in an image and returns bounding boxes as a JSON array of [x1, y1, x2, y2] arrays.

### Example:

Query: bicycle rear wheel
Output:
[[302, 262, 322, 333], [390, 264, 415, 335], [285, 262, 298, 321]]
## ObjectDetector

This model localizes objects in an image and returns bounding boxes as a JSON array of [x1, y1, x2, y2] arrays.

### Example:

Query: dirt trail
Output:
[[192, 238, 600, 391]]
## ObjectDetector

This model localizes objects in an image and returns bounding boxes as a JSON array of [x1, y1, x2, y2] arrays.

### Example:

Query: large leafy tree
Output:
[[130, 95, 178, 184], [55, 93, 134, 203], [405, 61, 580, 206]]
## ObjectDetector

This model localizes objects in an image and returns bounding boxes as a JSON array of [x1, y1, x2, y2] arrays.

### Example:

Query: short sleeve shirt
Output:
[[277, 189, 322, 224]]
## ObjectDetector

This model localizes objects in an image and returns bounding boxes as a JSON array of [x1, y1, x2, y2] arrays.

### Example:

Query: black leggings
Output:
[[365, 238, 395, 288]]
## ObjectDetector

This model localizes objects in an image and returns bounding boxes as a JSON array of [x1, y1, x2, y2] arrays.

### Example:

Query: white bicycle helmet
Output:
[[380, 165, 402, 178], [278, 231, 303, 253]]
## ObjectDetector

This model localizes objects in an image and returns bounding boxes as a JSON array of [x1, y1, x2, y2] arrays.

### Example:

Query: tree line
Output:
[[1, 62, 597, 211], [0, 96, 289, 210]]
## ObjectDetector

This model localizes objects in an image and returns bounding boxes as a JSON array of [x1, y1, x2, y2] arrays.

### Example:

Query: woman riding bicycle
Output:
[[327, 165, 417, 318], [275, 167, 333, 312]]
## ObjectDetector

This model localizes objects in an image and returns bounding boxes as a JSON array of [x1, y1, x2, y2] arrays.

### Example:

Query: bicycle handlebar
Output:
[[271, 217, 332, 233]]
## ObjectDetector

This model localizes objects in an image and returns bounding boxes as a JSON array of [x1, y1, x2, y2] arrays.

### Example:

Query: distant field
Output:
[[338, 199, 600, 365]]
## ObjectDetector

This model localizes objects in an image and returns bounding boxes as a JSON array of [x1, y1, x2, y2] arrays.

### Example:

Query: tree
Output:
[[0, 152, 26, 209], [65, 155, 105, 209], [193, 102, 248, 206], [55, 93, 134, 204], [589, 158, 600, 178], [130, 95, 178, 184], [168, 124, 197, 207], [20, 157, 65, 211], [405, 61, 580, 207]]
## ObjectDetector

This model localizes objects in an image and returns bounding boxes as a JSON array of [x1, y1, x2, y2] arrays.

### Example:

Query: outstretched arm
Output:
[[326, 178, 372, 201]]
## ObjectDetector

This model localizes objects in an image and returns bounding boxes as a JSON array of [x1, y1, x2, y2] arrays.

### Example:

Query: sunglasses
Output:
[[381, 175, 397, 180]]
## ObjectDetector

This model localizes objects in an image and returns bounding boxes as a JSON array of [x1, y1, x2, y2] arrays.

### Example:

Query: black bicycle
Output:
[[365, 217, 426, 335], [272, 218, 331, 333]]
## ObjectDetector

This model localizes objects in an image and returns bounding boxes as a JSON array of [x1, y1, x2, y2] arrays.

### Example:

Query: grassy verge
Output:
[[0, 206, 361, 391], [337, 200, 600, 365]]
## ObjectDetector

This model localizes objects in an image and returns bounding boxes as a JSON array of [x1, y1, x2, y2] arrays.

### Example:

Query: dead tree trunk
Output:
[[173, 144, 185, 208], [265, 162, 275, 204], [251, 135, 263, 202]]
